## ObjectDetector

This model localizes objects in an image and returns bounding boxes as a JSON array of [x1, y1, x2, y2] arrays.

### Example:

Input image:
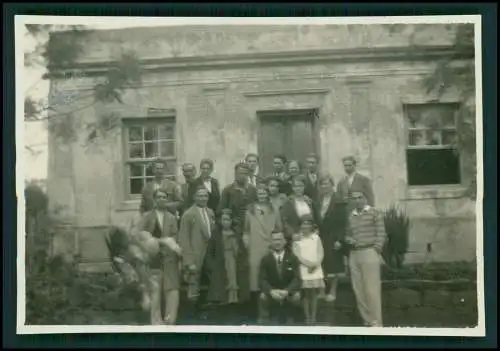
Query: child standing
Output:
[[292, 214, 325, 325], [220, 209, 239, 304]]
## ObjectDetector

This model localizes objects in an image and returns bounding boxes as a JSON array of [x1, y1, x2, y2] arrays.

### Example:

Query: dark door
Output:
[[258, 109, 317, 176]]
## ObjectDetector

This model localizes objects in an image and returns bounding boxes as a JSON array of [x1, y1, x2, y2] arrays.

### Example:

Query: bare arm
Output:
[[315, 236, 324, 266], [292, 241, 315, 268]]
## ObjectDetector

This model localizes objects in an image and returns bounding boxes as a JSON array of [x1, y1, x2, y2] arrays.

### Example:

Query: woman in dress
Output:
[[292, 214, 325, 325], [314, 174, 348, 304], [242, 186, 283, 318], [267, 175, 288, 213], [280, 175, 315, 243]]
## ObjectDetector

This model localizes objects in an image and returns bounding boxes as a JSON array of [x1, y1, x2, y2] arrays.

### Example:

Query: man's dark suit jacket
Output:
[[304, 172, 320, 204], [189, 177, 221, 214], [336, 172, 375, 207], [259, 249, 301, 295]]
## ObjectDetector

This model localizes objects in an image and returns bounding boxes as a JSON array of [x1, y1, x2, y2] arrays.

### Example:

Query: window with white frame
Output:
[[405, 103, 461, 186], [123, 116, 177, 197]]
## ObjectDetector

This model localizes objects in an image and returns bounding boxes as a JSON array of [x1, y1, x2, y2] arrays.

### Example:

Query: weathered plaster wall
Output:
[[47, 24, 477, 267]]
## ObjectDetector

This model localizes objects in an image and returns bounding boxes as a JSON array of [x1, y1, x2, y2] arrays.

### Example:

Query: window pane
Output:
[[128, 126, 142, 141], [144, 126, 158, 141], [442, 130, 458, 146], [160, 141, 175, 157], [159, 124, 175, 140], [145, 163, 154, 177], [441, 108, 457, 128], [406, 148, 461, 186], [144, 142, 160, 158], [130, 163, 144, 177], [426, 130, 441, 145], [129, 143, 144, 159], [130, 178, 144, 195], [421, 109, 442, 129], [409, 130, 427, 146], [407, 108, 425, 129]]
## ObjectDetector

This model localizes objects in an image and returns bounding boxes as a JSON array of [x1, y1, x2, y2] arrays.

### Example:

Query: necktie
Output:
[[203, 208, 211, 237], [277, 255, 283, 274], [310, 173, 316, 184]]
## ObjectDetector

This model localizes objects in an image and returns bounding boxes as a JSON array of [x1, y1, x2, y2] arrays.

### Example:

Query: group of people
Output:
[[132, 152, 386, 327]]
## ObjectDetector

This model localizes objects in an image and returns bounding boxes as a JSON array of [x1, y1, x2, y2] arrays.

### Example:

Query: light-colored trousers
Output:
[[348, 247, 383, 327], [150, 269, 179, 325]]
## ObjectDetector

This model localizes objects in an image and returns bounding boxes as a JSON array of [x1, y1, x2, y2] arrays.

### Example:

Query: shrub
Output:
[[382, 204, 410, 269]]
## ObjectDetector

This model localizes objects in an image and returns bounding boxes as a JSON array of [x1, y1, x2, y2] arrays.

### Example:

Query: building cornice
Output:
[[44, 45, 474, 79]]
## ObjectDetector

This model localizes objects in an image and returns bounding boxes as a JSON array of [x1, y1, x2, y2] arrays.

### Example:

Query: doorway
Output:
[[257, 109, 319, 176]]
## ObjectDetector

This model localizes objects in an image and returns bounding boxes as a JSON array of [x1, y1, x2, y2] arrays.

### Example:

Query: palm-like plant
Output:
[[382, 205, 411, 269], [105, 226, 152, 311]]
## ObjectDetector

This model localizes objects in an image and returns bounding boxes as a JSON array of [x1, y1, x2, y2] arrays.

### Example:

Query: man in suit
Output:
[[245, 153, 261, 187], [190, 158, 221, 213], [179, 163, 197, 216], [272, 154, 290, 195], [140, 160, 183, 217], [219, 162, 258, 235], [258, 231, 302, 325], [134, 188, 182, 325], [336, 156, 375, 207], [178, 186, 215, 318], [304, 153, 320, 203]]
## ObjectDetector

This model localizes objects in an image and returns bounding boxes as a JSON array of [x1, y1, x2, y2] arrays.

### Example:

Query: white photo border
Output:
[[15, 14, 485, 337]]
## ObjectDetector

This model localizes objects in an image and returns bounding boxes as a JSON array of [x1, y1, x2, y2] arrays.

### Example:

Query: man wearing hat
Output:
[[345, 191, 386, 327], [140, 160, 183, 218]]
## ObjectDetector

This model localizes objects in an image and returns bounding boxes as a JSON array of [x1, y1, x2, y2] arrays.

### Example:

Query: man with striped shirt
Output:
[[345, 191, 386, 327]]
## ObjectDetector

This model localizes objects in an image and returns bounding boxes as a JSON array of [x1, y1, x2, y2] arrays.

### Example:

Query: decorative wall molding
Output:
[[201, 83, 229, 92], [45, 45, 474, 79], [49, 68, 434, 92], [243, 88, 330, 97], [346, 78, 373, 86]]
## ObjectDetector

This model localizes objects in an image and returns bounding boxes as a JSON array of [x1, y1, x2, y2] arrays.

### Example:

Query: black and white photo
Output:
[[17, 15, 484, 336]]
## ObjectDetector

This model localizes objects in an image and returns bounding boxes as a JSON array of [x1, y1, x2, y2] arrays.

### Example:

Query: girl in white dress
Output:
[[292, 214, 325, 325]]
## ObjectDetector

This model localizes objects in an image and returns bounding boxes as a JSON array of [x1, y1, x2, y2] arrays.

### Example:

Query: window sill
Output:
[[115, 200, 140, 212], [405, 185, 468, 200]]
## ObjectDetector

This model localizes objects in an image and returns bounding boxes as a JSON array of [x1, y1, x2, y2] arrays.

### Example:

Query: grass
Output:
[[26, 260, 479, 327]]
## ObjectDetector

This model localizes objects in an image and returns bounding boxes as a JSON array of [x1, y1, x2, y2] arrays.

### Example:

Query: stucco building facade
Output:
[[45, 24, 477, 271]]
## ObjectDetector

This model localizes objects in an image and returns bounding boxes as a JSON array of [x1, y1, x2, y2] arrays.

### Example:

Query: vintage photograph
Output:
[[17, 15, 484, 335]]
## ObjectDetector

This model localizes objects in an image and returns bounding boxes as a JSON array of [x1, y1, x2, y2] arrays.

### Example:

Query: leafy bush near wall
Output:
[[24, 184, 142, 325], [25, 250, 142, 324], [382, 204, 410, 269]]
